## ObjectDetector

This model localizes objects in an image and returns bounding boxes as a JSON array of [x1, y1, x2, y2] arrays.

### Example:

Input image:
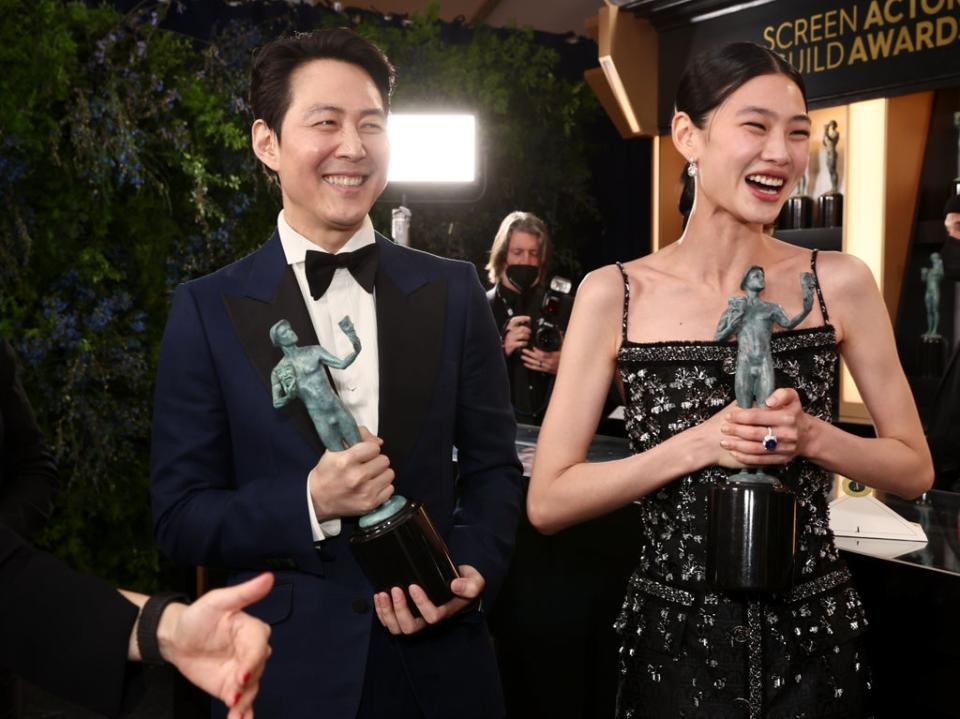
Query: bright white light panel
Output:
[[387, 114, 476, 183]]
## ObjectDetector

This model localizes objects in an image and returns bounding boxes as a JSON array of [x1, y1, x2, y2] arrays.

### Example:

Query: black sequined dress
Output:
[[613, 252, 873, 719]]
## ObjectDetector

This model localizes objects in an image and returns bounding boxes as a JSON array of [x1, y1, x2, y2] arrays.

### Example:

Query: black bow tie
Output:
[[304, 243, 378, 299]]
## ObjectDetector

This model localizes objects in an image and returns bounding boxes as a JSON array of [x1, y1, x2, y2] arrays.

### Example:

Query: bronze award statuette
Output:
[[818, 120, 843, 227], [270, 316, 459, 616], [706, 267, 814, 592], [919, 252, 946, 378]]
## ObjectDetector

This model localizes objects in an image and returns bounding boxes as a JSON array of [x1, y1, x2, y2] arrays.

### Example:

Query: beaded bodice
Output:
[[617, 325, 843, 588], [614, 250, 843, 588]]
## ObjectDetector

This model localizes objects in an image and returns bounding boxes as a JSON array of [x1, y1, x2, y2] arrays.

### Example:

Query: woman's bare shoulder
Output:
[[814, 250, 876, 298], [577, 263, 629, 308], [578, 256, 671, 308]]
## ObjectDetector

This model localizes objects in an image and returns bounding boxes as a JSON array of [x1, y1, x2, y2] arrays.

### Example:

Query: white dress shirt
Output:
[[277, 211, 380, 541]]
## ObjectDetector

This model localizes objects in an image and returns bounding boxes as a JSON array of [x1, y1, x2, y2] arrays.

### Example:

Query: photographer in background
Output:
[[487, 213, 627, 719], [486, 211, 570, 425]]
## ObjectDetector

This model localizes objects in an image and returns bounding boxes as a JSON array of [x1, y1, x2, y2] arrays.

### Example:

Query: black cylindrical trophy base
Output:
[[350, 501, 459, 617], [781, 195, 813, 229], [706, 480, 797, 593], [919, 336, 946, 378], [818, 193, 843, 227]]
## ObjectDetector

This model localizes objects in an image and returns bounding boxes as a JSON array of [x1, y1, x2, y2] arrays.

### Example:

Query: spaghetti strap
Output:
[[615, 261, 630, 342], [809, 250, 830, 323]]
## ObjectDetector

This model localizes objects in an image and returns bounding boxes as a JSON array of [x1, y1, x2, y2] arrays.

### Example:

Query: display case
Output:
[[893, 88, 960, 421]]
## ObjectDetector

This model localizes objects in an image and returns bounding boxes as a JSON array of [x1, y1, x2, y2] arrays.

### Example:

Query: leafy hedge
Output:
[[0, 0, 603, 588]]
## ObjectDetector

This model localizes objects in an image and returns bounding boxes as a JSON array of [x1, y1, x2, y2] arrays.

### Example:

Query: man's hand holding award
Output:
[[270, 316, 462, 625]]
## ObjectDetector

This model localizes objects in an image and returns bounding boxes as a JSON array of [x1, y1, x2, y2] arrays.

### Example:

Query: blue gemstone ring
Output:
[[762, 427, 778, 452]]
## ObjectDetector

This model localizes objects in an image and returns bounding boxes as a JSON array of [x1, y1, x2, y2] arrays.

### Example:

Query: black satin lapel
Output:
[[376, 272, 447, 466], [223, 266, 324, 455]]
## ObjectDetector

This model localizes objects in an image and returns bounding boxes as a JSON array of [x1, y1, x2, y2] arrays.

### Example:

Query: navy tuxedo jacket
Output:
[[150, 232, 523, 718]]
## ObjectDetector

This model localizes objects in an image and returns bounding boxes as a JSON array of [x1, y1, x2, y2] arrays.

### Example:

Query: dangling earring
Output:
[[687, 159, 698, 178]]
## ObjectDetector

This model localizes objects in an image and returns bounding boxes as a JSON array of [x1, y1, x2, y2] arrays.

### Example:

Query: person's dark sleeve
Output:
[[0, 523, 139, 717], [929, 344, 960, 484], [486, 286, 509, 339], [448, 265, 524, 601], [0, 339, 58, 541]]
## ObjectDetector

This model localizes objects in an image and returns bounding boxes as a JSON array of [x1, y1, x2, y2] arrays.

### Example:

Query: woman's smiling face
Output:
[[688, 73, 811, 227]]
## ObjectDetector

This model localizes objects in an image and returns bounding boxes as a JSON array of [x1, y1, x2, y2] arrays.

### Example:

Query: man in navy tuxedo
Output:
[[150, 29, 522, 718]]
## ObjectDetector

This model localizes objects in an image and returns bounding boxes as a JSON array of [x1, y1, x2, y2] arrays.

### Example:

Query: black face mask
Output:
[[505, 265, 538, 293]]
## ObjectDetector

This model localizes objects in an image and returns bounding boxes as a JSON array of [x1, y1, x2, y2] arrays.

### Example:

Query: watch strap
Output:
[[136, 592, 190, 665]]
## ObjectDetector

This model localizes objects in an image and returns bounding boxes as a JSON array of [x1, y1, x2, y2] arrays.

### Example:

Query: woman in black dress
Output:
[[528, 43, 933, 719]]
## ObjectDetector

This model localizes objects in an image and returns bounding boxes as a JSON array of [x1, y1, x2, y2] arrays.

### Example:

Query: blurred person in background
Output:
[[486, 211, 562, 426], [486, 216, 633, 719]]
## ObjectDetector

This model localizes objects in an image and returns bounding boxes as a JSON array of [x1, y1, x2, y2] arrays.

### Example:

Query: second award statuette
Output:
[[818, 120, 843, 227], [707, 267, 814, 592], [270, 316, 459, 615]]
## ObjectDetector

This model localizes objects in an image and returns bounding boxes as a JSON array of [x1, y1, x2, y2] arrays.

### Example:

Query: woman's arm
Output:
[[807, 253, 932, 497], [527, 266, 732, 534]]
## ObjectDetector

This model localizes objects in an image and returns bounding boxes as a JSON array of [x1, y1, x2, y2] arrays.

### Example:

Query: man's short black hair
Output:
[[250, 28, 396, 140]]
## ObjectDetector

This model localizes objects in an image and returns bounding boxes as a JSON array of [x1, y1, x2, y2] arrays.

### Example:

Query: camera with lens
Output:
[[534, 276, 573, 352]]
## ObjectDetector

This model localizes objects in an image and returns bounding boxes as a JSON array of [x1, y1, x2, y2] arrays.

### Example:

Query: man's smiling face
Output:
[[256, 58, 389, 247]]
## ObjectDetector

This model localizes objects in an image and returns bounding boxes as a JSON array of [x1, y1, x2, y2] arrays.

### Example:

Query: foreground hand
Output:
[[309, 426, 395, 519], [373, 564, 484, 636], [503, 316, 532, 356], [159, 573, 274, 719], [719, 388, 809, 466], [521, 347, 560, 375]]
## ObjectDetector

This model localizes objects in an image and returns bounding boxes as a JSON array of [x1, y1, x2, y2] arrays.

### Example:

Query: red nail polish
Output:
[[242, 671, 251, 684], [234, 691, 241, 705]]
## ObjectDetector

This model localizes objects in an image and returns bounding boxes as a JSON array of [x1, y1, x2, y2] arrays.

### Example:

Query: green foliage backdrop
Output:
[[0, 0, 603, 587]]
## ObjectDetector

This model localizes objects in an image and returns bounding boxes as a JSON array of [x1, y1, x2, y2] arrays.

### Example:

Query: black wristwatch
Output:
[[136, 592, 190, 665]]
